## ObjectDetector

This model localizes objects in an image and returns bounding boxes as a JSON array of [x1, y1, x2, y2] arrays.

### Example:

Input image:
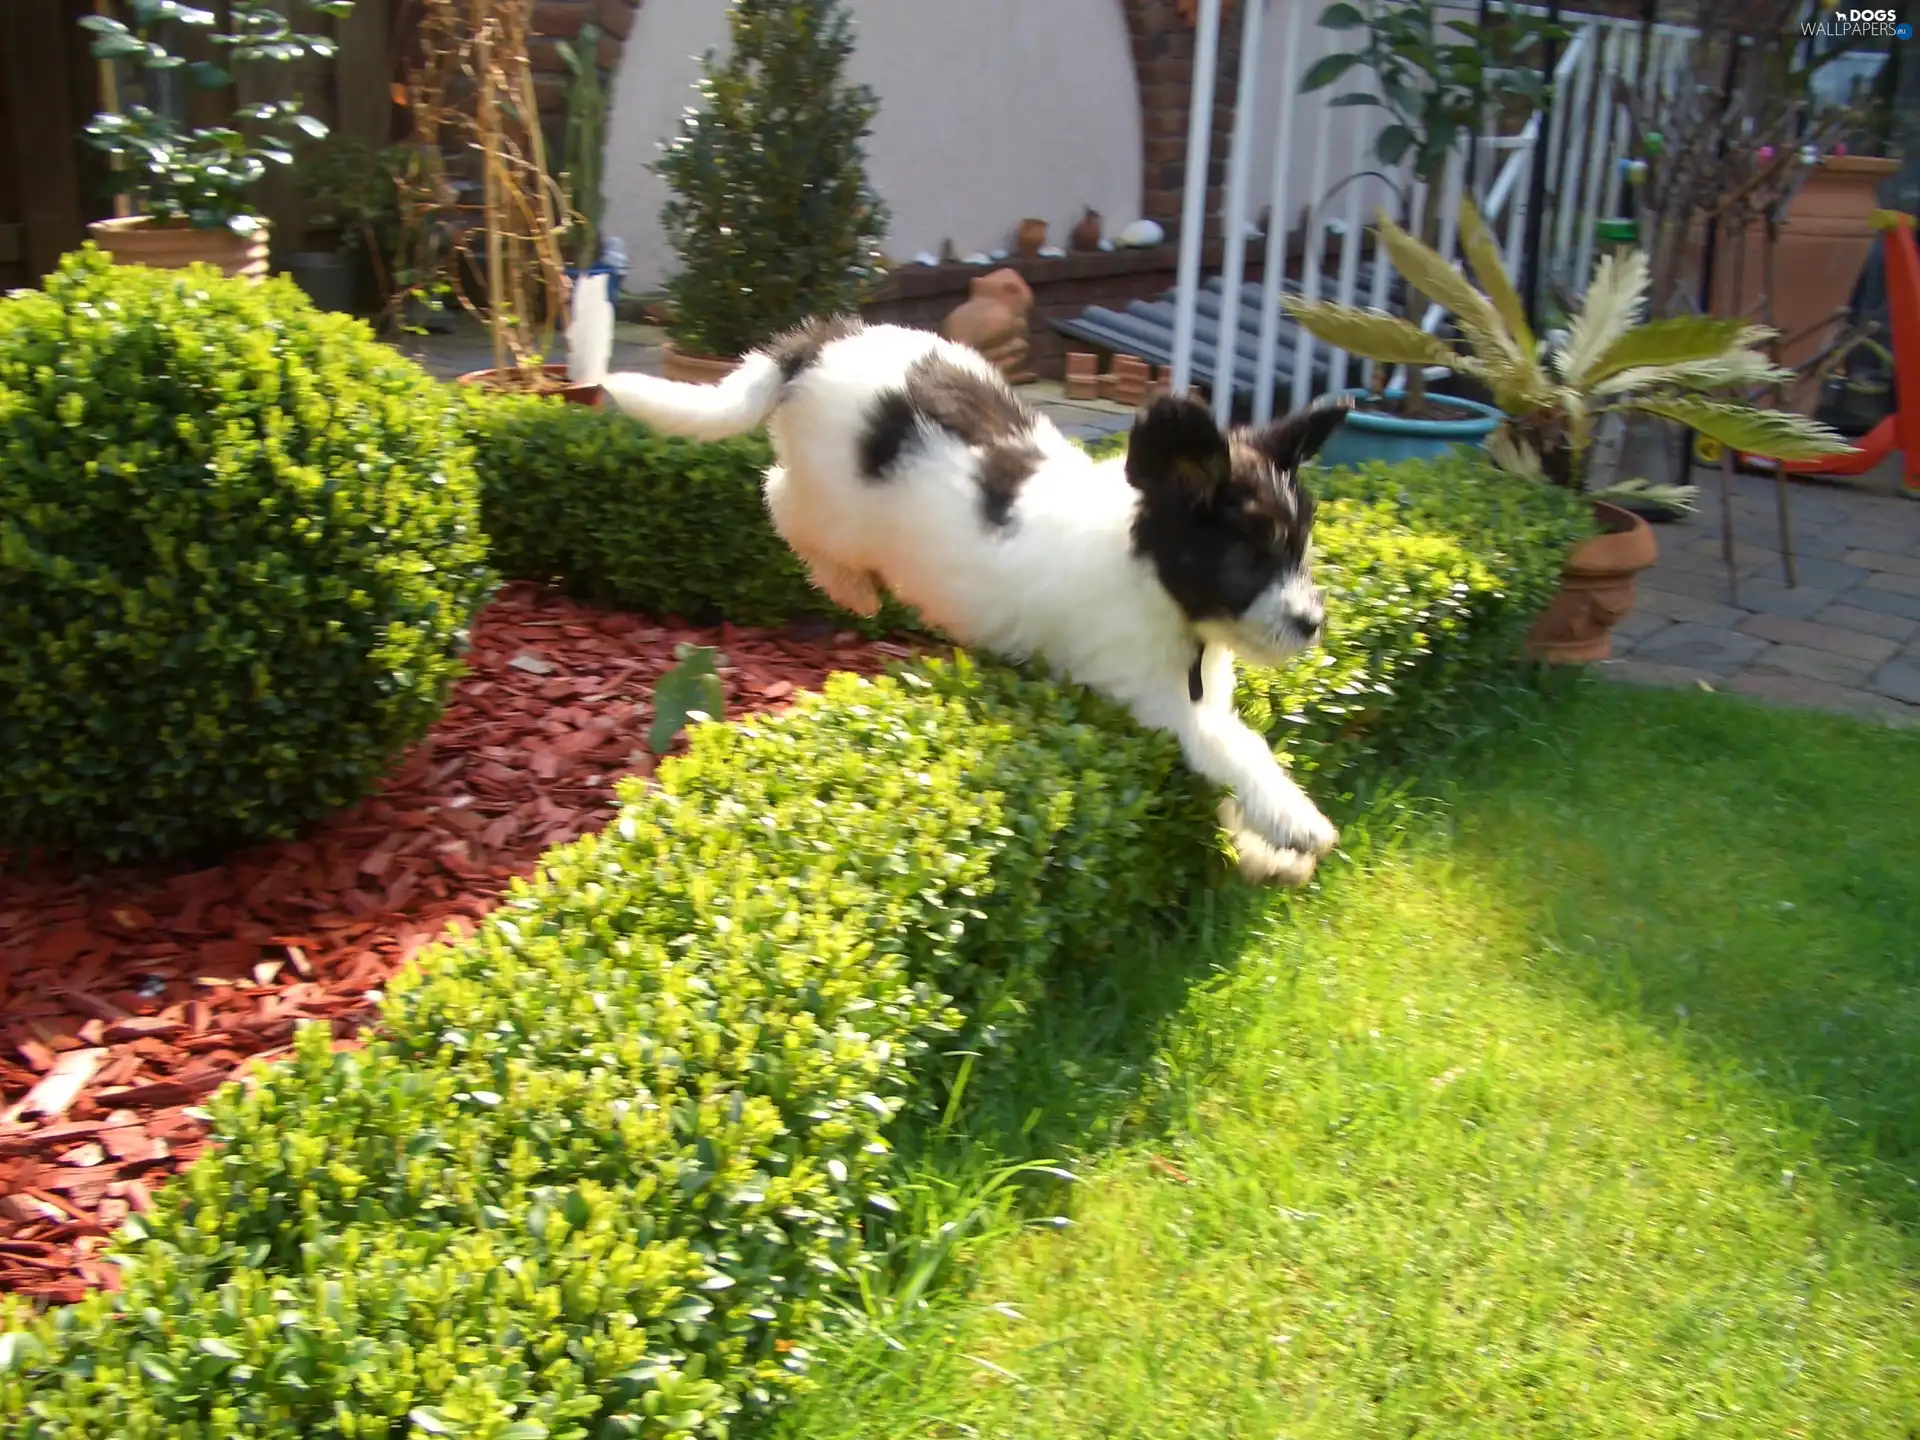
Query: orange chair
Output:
[[1775, 209, 1920, 495]]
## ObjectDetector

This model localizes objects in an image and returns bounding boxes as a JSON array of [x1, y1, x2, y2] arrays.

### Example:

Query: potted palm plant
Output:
[[1299, 0, 1559, 461], [652, 0, 889, 383], [79, 0, 350, 280], [1283, 199, 1856, 660]]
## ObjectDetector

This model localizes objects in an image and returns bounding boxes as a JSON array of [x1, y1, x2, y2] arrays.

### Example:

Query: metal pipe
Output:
[[1520, 0, 1563, 331]]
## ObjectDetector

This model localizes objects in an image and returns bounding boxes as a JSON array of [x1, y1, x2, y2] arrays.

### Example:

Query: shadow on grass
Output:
[[1422, 673, 1920, 1236]]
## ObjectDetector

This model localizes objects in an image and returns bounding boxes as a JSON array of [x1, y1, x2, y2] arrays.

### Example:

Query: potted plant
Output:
[[293, 136, 406, 314], [1283, 199, 1855, 660], [1299, 0, 1560, 460], [652, 0, 890, 383], [1619, 0, 1889, 375], [408, 0, 594, 402], [78, 0, 350, 280]]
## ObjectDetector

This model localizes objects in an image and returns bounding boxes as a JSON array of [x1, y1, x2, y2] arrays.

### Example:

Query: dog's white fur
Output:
[[602, 323, 1340, 884]]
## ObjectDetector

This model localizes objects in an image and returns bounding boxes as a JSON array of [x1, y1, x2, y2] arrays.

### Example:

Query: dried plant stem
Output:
[[404, 0, 575, 381]]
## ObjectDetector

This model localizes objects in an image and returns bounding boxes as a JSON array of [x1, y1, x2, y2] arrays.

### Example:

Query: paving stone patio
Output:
[[1599, 460, 1920, 727], [396, 318, 1918, 726]]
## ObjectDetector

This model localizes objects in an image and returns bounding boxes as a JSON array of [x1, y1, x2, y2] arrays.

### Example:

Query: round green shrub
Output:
[[0, 247, 492, 865]]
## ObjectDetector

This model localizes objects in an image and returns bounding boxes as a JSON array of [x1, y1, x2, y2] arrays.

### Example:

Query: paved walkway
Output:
[[394, 319, 1917, 727], [1599, 463, 1920, 727]]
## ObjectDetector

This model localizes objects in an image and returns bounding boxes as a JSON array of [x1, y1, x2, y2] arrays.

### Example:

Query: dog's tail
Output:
[[601, 351, 786, 442]]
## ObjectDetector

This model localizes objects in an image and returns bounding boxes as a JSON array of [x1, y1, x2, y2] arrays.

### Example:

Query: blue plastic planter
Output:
[[1315, 388, 1502, 470]]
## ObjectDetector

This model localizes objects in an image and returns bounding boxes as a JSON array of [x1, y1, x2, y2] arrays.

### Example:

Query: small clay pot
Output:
[[1016, 218, 1048, 259], [1070, 208, 1104, 252], [87, 214, 270, 282], [456, 363, 603, 407], [660, 340, 740, 385], [1523, 500, 1660, 663]]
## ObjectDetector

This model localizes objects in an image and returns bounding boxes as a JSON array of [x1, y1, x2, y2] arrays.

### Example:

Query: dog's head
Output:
[[1125, 392, 1349, 666]]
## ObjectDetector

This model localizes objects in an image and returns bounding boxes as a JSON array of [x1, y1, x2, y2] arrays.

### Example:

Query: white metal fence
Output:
[[1170, 0, 1698, 424]]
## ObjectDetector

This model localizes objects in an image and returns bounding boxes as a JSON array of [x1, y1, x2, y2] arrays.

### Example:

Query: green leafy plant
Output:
[[1301, 0, 1561, 414], [649, 642, 727, 753], [556, 21, 609, 272], [465, 389, 922, 631], [653, 0, 890, 360], [80, 0, 352, 235], [0, 433, 1586, 1432], [0, 247, 492, 866], [296, 136, 411, 306], [1281, 197, 1855, 501]]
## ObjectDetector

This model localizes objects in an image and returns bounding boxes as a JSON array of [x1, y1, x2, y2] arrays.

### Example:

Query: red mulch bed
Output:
[[0, 581, 922, 1304]]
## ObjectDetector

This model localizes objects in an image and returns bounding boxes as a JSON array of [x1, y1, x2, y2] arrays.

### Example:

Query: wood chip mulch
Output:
[[0, 581, 922, 1305]]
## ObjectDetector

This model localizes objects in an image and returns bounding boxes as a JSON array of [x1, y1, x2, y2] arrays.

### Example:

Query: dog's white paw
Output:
[[1223, 790, 1338, 860], [1219, 805, 1320, 888]]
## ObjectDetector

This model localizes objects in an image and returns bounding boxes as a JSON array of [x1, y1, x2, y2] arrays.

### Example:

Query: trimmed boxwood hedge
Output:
[[0, 249, 492, 865], [0, 395, 1590, 1437], [468, 392, 916, 633]]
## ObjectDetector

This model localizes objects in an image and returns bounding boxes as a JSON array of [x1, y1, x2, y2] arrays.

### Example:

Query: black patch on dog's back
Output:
[[859, 389, 919, 477], [976, 438, 1044, 527], [856, 350, 1043, 527], [767, 315, 866, 382]]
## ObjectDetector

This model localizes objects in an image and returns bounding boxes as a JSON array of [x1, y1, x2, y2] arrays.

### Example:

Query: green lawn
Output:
[[768, 679, 1920, 1438]]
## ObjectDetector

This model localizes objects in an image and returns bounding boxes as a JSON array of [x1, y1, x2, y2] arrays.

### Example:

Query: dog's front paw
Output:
[[1227, 788, 1338, 859], [1219, 801, 1320, 888]]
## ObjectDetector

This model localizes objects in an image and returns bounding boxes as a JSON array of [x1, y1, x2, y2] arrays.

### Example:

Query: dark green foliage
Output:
[[81, 0, 351, 234], [0, 248, 491, 865], [0, 406, 1589, 1432], [468, 391, 917, 632], [0, 659, 1214, 1438], [652, 0, 889, 358]]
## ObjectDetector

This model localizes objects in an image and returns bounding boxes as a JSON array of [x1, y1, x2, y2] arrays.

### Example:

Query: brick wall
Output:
[[1125, 0, 1242, 239], [528, 0, 634, 152]]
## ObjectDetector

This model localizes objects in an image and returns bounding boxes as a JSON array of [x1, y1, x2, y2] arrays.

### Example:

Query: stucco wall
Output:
[[604, 0, 1146, 294]]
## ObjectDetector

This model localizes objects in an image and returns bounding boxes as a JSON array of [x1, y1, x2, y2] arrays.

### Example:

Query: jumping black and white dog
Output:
[[602, 318, 1350, 885]]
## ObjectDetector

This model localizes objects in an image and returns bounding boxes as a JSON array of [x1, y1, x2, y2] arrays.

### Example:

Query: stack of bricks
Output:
[[1065, 351, 1181, 407]]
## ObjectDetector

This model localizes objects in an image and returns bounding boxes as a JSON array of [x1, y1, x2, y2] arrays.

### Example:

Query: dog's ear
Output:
[[1125, 394, 1231, 500], [1245, 394, 1353, 476]]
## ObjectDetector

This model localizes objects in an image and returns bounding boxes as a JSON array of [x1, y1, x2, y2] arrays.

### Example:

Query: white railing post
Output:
[[1250, 0, 1309, 424], [1290, 72, 1338, 410], [1169, 0, 1226, 398], [1214, 0, 1269, 424], [1327, 121, 1369, 395]]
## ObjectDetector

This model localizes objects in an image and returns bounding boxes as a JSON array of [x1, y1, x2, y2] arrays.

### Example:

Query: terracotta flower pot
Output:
[[455, 363, 603, 407], [660, 340, 740, 384], [1693, 155, 1899, 411], [1523, 500, 1660, 663], [87, 215, 271, 282], [1016, 217, 1048, 259]]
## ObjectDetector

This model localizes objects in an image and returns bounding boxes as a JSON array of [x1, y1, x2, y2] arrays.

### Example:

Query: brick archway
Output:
[[532, 0, 1235, 243]]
